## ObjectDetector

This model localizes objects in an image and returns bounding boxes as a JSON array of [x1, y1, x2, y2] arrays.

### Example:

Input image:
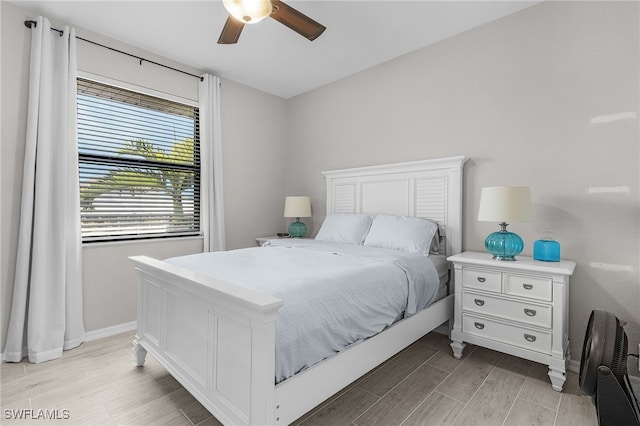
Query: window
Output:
[[77, 78, 200, 242]]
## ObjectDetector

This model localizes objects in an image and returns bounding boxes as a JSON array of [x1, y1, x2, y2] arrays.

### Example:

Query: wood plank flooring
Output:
[[0, 331, 597, 425]]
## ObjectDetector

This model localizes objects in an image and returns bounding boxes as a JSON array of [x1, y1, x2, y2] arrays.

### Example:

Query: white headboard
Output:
[[322, 156, 466, 256]]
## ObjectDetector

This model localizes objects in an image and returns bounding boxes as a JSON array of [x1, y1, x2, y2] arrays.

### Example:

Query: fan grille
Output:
[[611, 319, 628, 379], [579, 310, 629, 396]]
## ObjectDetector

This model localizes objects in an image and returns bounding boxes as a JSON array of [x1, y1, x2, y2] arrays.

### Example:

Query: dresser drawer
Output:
[[462, 268, 501, 293], [462, 313, 551, 354], [461, 291, 552, 329], [505, 274, 552, 301]]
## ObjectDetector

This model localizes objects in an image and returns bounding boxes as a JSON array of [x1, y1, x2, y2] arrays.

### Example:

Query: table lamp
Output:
[[284, 196, 312, 238], [477, 186, 532, 260]]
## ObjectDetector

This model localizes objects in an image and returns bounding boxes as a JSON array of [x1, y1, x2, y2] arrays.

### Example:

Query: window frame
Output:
[[77, 72, 202, 243]]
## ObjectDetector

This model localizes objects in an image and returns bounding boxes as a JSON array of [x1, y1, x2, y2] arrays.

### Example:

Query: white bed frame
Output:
[[129, 156, 466, 426]]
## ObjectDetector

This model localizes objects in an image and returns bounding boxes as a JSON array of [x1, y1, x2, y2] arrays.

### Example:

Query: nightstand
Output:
[[447, 251, 576, 391], [256, 236, 308, 246], [256, 236, 279, 246]]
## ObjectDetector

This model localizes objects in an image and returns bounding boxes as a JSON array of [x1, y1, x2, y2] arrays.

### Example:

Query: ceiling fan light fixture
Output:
[[223, 0, 273, 24]]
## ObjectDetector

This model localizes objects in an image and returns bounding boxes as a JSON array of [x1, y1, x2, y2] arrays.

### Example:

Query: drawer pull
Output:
[[474, 299, 485, 307], [524, 334, 537, 342], [522, 283, 533, 290], [474, 322, 485, 330], [477, 277, 486, 283], [524, 308, 537, 317]]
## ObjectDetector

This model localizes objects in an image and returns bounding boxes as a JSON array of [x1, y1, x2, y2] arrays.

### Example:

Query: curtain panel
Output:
[[3, 16, 85, 363], [199, 74, 226, 252]]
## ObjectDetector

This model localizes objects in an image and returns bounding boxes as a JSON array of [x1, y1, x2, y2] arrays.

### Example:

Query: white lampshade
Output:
[[223, 0, 272, 23], [478, 186, 532, 223], [284, 196, 311, 218]]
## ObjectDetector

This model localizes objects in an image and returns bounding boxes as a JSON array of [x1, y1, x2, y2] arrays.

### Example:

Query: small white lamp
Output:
[[478, 186, 532, 260], [284, 196, 311, 238]]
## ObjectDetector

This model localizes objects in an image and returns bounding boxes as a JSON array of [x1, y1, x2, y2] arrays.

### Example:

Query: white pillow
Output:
[[363, 215, 439, 255], [314, 214, 373, 245], [430, 226, 442, 254]]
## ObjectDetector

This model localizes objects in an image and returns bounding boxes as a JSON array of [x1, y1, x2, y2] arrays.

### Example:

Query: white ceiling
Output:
[[12, 1, 540, 98]]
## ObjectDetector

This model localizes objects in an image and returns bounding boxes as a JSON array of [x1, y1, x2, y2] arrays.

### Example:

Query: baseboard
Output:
[[567, 357, 640, 399], [84, 321, 137, 342], [1, 322, 136, 363], [568, 359, 580, 373], [434, 324, 450, 336]]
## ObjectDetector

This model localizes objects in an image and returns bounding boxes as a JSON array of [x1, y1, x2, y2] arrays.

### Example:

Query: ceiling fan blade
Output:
[[270, 0, 326, 41], [218, 15, 245, 44]]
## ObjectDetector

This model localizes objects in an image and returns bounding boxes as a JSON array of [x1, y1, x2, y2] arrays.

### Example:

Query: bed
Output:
[[129, 155, 466, 425]]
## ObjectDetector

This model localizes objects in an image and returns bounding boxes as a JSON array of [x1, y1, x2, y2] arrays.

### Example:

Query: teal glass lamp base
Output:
[[485, 222, 524, 261], [288, 219, 307, 238]]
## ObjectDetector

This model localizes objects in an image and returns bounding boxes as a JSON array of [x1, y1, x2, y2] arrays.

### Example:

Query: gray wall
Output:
[[2, 0, 638, 377], [1, 1, 287, 340], [285, 1, 639, 374]]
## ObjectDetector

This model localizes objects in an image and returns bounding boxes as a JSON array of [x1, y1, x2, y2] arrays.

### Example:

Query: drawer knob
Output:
[[474, 299, 485, 307], [524, 308, 537, 317], [524, 334, 537, 342], [477, 277, 486, 283], [474, 322, 485, 330], [522, 283, 533, 290]]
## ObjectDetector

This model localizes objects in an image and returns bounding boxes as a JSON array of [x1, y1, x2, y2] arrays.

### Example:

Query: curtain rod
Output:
[[24, 20, 204, 82]]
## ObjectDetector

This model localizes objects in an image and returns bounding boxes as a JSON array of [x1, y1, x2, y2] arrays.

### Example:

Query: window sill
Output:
[[82, 234, 204, 249]]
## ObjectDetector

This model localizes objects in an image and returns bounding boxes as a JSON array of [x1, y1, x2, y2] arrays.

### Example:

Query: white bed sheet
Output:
[[430, 254, 450, 300], [166, 239, 441, 382]]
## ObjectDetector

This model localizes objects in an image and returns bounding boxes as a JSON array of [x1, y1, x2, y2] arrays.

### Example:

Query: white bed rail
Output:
[[273, 294, 454, 424]]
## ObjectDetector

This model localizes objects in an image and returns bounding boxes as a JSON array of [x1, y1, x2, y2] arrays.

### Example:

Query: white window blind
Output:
[[77, 78, 200, 242]]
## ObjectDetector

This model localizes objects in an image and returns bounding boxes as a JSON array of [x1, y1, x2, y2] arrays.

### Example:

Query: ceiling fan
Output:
[[218, 0, 326, 44]]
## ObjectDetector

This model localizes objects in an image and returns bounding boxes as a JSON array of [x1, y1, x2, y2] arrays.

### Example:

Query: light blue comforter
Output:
[[166, 239, 440, 383]]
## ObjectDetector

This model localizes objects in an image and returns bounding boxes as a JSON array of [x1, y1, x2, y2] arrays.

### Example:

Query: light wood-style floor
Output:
[[0, 331, 597, 426]]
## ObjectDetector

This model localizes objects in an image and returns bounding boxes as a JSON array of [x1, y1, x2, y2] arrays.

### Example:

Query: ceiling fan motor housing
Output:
[[218, 0, 326, 44]]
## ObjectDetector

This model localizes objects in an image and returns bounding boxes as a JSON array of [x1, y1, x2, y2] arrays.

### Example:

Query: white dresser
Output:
[[448, 251, 576, 391]]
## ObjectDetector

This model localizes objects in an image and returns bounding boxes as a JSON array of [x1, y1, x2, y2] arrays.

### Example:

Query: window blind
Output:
[[77, 78, 200, 242]]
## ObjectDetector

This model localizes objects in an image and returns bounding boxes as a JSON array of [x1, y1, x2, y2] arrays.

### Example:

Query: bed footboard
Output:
[[129, 256, 283, 426]]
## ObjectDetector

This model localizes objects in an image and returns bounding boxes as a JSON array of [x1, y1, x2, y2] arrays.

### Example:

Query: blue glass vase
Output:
[[484, 223, 524, 260]]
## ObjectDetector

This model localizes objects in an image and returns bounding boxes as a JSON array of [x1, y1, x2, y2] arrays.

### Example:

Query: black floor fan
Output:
[[579, 309, 640, 426]]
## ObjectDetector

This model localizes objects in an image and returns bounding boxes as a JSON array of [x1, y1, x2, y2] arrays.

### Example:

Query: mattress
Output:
[[430, 254, 451, 301], [166, 239, 444, 382]]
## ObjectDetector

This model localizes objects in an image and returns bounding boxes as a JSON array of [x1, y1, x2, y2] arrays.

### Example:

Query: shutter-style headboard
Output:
[[322, 156, 466, 256]]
